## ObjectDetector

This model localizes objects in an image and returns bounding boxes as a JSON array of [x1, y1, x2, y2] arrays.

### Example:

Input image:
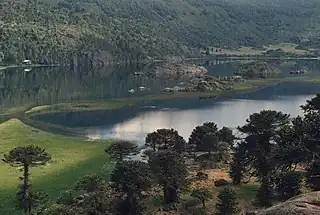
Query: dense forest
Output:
[[1, 0, 320, 64]]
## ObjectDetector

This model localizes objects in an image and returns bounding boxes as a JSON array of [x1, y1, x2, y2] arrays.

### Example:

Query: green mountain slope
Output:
[[1, 0, 320, 64]]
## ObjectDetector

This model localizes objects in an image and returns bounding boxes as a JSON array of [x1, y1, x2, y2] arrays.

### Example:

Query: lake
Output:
[[1, 59, 320, 144], [84, 93, 315, 145]]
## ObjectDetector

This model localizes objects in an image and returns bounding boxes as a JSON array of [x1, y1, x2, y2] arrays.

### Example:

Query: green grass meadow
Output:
[[0, 119, 114, 215]]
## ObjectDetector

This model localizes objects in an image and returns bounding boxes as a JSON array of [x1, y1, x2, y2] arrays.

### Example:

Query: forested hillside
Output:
[[1, 0, 320, 64]]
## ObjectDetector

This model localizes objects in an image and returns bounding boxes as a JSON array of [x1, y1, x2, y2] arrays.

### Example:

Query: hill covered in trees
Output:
[[1, 0, 320, 64]]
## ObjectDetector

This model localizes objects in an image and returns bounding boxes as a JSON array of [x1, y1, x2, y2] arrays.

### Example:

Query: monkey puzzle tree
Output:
[[306, 160, 320, 191], [145, 128, 186, 153], [149, 150, 188, 204], [189, 122, 219, 152], [229, 142, 247, 185], [238, 110, 290, 206], [215, 187, 240, 215], [111, 160, 153, 215], [48, 175, 115, 215], [191, 187, 213, 210], [275, 171, 303, 200], [105, 140, 139, 160], [218, 126, 235, 147], [301, 93, 320, 112], [74, 174, 104, 193], [3, 145, 51, 215]]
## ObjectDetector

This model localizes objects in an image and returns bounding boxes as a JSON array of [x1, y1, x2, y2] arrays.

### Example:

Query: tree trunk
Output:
[[163, 184, 168, 204], [163, 184, 178, 204], [23, 163, 30, 215], [127, 192, 133, 215]]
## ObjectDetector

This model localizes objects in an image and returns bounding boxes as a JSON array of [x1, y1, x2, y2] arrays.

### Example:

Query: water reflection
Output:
[[86, 94, 315, 144], [1, 59, 319, 109]]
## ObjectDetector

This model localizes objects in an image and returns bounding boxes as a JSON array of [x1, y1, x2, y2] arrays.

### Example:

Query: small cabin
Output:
[[22, 60, 32, 65]]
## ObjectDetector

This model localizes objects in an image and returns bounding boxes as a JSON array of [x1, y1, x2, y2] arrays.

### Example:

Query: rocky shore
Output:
[[154, 63, 208, 80], [234, 62, 280, 78]]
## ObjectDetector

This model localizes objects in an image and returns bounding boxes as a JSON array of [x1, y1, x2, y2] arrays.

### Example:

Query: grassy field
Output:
[[0, 119, 114, 215]]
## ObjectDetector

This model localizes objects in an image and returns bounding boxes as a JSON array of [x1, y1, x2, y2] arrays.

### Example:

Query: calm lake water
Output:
[[85, 93, 315, 145], [1, 59, 320, 143]]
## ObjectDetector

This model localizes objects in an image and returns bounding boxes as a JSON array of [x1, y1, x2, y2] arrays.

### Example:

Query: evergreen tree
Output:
[[255, 177, 273, 207], [111, 160, 153, 197], [3, 145, 51, 215], [215, 187, 240, 215], [229, 142, 247, 185], [145, 128, 186, 153], [105, 140, 139, 160], [238, 110, 290, 205], [74, 174, 104, 193], [189, 122, 218, 152], [203, 134, 220, 155], [306, 160, 320, 191], [111, 160, 153, 215], [218, 127, 235, 147], [275, 171, 303, 200], [149, 150, 188, 204], [191, 188, 212, 210]]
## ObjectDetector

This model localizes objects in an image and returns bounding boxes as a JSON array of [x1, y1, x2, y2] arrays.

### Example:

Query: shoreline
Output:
[[0, 64, 60, 71], [0, 75, 319, 137], [17, 76, 320, 135], [0, 55, 319, 71]]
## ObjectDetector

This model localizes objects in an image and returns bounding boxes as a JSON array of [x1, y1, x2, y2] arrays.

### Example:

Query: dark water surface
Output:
[[85, 92, 316, 145], [1, 59, 320, 143]]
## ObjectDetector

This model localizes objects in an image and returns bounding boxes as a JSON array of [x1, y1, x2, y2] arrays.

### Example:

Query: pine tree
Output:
[[215, 187, 240, 215]]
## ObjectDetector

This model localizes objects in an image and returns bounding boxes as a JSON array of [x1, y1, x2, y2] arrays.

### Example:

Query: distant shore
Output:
[[1, 55, 319, 71], [0, 64, 60, 71]]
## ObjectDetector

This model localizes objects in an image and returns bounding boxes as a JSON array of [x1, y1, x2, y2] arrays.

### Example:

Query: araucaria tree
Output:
[[306, 160, 320, 191], [218, 126, 235, 147], [111, 160, 153, 215], [191, 187, 212, 210], [275, 171, 303, 200], [238, 110, 290, 206], [3, 145, 51, 215], [39, 174, 114, 215], [105, 140, 139, 160], [215, 187, 240, 215], [189, 122, 234, 155], [189, 122, 219, 152], [145, 128, 186, 153], [149, 150, 188, 204], [229, 142, 247, 185]]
